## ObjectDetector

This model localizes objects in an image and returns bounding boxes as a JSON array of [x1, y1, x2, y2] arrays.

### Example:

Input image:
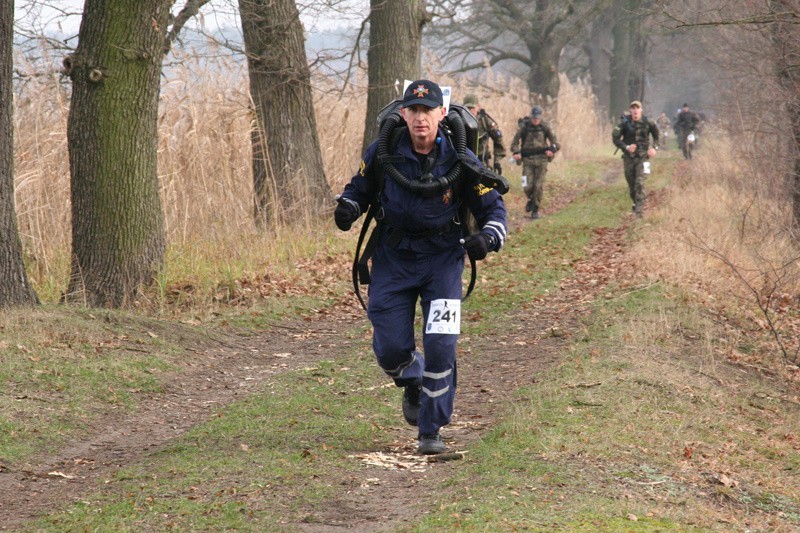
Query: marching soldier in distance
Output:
[[611, 100, 659, 218], [510, 105, 559, 219], [674, 102, 702, 159], [656, 111, 671, 149], [464, 94, 506, 175]]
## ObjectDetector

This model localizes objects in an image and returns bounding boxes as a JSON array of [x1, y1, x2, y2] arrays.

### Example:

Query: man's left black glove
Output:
[[334, 196, 360, 231], [461, 233, 496, 261], [493, 161, 502, 175]]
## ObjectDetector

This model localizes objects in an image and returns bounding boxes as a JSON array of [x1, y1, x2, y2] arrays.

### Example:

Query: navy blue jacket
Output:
[[341, 126, 507, 254]]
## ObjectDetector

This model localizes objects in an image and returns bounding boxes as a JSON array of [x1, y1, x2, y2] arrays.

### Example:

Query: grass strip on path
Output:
[[21, 157, 641, 530], [413, 156, 800, 532]]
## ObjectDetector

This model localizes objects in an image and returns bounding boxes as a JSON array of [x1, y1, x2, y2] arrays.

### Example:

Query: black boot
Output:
[[418, 431, 446, 455], [402, 385, 420, 426]]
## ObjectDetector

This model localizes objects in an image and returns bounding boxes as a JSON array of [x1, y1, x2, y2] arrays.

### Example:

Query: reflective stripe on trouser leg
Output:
[[368, 245, 426, 387], [417, 249, 463, 435]]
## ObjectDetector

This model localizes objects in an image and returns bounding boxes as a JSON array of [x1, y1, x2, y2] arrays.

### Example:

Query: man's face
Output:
[[531, 116, 541, 125], [401, 104, 445, 144], [630, 106, 642, 121], [682, 106, 689, 113], [467, 105, 480, 114]]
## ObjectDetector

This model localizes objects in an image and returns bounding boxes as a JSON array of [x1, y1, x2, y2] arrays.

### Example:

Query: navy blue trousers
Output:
[[367, 244, 463, 436]]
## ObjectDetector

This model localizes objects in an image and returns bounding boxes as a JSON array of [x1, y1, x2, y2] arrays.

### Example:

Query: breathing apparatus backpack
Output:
[[349, 99, 509, 311]]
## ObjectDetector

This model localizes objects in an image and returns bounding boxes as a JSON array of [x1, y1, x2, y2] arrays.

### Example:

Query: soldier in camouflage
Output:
[[673, 103, 701, 159], [510, 105, 559, 219], [464, 94, 506, 175], [656, 112, 671, 148], [611, 101, 660, 218]]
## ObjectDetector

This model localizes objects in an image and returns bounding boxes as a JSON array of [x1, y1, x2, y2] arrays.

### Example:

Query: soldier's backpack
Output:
[[348, 99, 508, 310]]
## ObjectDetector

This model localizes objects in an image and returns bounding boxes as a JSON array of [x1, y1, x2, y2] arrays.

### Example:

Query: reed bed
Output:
[[12, 50, 611, 305], [630, 135, 800, 368]]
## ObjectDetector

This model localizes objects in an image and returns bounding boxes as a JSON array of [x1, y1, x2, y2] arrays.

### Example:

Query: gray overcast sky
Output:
[[15, 0, 368, 37]]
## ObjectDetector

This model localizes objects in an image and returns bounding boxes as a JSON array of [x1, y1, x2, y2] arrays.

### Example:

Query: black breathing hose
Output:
[[376, 110, 466, 198]]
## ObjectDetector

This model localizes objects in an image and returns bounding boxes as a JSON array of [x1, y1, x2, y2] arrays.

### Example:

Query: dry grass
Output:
[[629, 134, 800, 373], [13, 50, 609, 307], [432, 70, 609, 161]]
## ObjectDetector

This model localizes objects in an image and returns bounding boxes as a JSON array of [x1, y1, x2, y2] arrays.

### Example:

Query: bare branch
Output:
[[164, 0, 213, 55]]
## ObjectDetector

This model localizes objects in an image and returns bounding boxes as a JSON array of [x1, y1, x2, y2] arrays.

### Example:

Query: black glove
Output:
[[493, 161, 502, 175], [461, 233, 496, 261], [334, 197, 360, 231]]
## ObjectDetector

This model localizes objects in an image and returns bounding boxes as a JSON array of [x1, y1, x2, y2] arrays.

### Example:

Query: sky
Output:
[[14, 0, 369, 39]]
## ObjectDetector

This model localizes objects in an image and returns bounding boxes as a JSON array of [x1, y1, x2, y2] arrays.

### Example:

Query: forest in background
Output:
[[1, 3, 799, 529], [4, 0, 800, 370]]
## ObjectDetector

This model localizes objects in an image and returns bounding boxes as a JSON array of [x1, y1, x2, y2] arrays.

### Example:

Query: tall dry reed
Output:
[[629, 136, 800, 367], [429, 70, 609, 162], [13, 47, 609, 301], [13, 53, 71, 284]]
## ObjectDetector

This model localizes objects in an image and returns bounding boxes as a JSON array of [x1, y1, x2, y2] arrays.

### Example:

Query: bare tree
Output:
[[770, 0, 800, 226], [656, 0, 800, 366], [239, 0, 331, 227], [432, 0, 613, 106], [0, 0, 38, 307], [587, 11, 614, 115], [660, 0, 800, 225], [65, 0, 172, 307], [609, 0, 643, 118], [361, 0, 430, 151]]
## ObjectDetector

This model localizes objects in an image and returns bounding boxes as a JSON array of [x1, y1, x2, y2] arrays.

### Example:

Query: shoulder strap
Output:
[[350, 127, 483, 311], [521, 122, 533, 143], [351, 157, 385, 311], [352, 204, 379, 311]]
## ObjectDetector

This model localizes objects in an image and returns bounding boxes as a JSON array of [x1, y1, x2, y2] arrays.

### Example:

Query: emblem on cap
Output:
[[413, 85, 429, 98]]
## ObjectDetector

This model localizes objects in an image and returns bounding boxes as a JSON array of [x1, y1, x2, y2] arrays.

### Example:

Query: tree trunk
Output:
[[361, 0, 428, 152], [628, 13, 647, 104], [239, 0, 331, 227], [789, 104, 800, 227], [526, 43, 562, 104], [65, 0, 169, 307], [609, 3, 633, 120], [771, 0, 800, 227], [0, 0, 38, 307], [588, 17, 613, 117]]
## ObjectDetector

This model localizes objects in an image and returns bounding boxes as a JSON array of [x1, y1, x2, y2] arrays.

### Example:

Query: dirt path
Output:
[[0, 180, 650, 531], [0, 309, 368, 529]]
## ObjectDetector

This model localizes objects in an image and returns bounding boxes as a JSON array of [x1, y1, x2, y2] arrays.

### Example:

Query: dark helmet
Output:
[[531, 105, 543, 117]]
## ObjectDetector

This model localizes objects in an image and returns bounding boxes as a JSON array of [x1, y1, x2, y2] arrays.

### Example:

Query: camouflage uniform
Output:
[[510, 114, 559, 218], [474, 110, 506, 170], [656, 114, 671, 147], [611, 112, 659, 216], [463, 95, 506, 172], [674, 108, 701, 155]]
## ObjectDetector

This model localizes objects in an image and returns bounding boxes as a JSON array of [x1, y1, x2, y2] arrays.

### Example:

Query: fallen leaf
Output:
[[48, 471, 75, 479]]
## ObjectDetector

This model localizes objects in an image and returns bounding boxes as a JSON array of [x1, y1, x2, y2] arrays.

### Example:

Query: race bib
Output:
[[521, 175, 528, 187], [426, 299, 460, 335], [643, 161, 651, 175]]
